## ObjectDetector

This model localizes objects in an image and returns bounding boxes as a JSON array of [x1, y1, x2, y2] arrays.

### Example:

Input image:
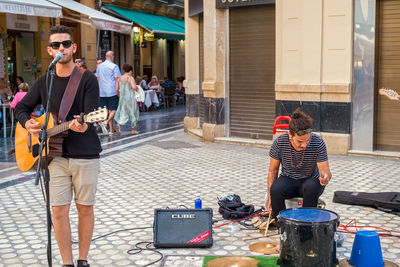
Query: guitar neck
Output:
[[379, 88, 400, 101], [46, 121, 71, 137], [46, 116, 86, 138]]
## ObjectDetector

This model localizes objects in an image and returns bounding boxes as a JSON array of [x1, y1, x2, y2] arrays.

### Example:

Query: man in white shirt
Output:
[[95, 51, 121, 133]]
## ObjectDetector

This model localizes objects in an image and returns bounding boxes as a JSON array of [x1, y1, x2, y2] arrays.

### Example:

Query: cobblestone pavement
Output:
[[1, 126, 400, 266]]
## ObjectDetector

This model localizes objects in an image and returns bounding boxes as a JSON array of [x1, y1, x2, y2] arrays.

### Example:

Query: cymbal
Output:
[[249, 241, 279, 255], [205, 256, 259, 267], [339, 259, 399, 267]]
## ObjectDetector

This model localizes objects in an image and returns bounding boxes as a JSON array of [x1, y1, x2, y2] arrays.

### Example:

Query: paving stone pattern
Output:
[[1, 131, 400, 266]]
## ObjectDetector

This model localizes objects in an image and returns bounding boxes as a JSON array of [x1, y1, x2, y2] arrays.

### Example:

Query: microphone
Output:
[[48, 52, 63, 69]]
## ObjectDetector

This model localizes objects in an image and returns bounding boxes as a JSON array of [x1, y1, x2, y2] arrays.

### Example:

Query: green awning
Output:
[[104, 4, 185, 40], [154, 33, 185, 41]]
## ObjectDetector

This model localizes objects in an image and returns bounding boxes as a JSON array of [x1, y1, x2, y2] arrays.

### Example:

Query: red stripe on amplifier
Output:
[[187, 230, 210, 243]]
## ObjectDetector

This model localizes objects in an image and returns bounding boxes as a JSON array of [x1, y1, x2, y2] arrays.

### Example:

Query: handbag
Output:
[[135, 85, 145, 102]]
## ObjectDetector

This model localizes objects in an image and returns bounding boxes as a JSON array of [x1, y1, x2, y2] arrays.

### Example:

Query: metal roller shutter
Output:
[[229, 5, 275, 139], [376, 0, 400, 151], [199, 14, 205, 127]]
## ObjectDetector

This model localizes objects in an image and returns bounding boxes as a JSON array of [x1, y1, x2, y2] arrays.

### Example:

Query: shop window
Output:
[[99, 30, 111, 60]]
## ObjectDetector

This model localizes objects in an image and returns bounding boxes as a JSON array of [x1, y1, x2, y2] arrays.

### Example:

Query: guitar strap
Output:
[[52, 66, 85, 124], [49, 67, 85, 159]]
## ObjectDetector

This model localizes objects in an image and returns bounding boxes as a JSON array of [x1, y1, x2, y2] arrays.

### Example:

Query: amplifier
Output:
[[153, 208, 213, 248]]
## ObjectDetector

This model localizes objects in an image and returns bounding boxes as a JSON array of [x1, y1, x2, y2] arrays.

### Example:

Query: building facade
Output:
[[0, 0, 184, 100], [184, 0, 399, 155], [0, 0, 131, 98], [0, 1, 62, 96], [100, 0, 186, 82]]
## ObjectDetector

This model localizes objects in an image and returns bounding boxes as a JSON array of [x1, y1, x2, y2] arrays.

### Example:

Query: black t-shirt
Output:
[[15, 69, 102, 159]]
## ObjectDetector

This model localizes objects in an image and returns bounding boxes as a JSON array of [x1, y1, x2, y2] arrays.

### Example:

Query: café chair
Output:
[[163, 86, 176, 109]]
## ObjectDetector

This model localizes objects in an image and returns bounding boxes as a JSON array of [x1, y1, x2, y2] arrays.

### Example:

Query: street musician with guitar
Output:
[[15, 25, 102, 267]]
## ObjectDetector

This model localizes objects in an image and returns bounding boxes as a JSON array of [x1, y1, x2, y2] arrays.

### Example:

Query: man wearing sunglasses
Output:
[[266, 108, 332, 219], [15, 25, 101, 267], [74, 57, 87, 71], [75, 58, 82, 66]]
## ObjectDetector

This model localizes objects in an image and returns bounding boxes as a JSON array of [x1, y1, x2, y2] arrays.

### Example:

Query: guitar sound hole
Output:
[[32, 144, 40, 157]]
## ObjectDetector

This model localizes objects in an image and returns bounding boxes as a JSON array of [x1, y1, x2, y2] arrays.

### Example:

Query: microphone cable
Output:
[[72, 226, 165, 267]]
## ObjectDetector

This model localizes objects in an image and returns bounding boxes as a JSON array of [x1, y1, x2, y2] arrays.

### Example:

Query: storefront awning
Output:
[[0, 0, 62, 17], [104, 4, 185, 40], [47, 0, 132, 34]]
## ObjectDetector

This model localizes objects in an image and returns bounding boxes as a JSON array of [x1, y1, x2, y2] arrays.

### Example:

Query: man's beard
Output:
[[58, 54, 72, 65]]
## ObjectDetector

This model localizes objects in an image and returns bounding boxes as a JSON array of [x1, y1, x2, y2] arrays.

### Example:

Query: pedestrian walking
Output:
[[114, 63, 140, 135], [95, 50, 121, 133], [15, 25, 102, 267]]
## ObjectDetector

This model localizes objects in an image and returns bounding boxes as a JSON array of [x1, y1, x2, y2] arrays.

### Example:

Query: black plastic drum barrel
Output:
[[277, 208, 340, 267]]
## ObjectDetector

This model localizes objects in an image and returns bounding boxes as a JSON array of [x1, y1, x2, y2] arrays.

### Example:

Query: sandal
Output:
[[259, 218, 277, 231], [251, 216, 263, 227], [131, 130, 139, 135]]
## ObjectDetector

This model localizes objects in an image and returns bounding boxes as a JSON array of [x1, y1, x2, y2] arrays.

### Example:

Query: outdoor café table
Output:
[[144, 89, 159, 108]]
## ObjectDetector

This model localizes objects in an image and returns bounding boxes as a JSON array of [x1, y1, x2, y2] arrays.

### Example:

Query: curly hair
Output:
[[289, 108, 313, 136], [122, 63, 133, 73], [48, 25, 73, 42]]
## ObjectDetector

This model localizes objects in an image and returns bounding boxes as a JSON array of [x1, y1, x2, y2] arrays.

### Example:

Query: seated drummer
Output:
[[266, 108, 332, 219]]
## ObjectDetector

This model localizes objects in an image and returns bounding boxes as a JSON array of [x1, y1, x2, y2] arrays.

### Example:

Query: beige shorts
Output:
[[49, 157, 100, 206]]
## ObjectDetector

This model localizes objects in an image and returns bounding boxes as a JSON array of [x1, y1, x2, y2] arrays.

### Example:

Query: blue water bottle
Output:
[[195, 194, 202, 209]]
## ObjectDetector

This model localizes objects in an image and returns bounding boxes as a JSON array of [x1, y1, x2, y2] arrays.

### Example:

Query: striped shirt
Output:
[[269, 133, 328, 180]]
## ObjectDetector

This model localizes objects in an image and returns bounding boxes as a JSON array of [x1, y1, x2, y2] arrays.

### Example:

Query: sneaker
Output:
[[77, 260, 90, 267]]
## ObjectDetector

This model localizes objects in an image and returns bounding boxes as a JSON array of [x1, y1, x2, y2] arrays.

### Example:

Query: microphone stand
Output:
[[35, 65, 56, 267]]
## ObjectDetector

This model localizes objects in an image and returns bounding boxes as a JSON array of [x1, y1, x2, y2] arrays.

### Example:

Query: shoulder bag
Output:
[[135, 84, 145, 102]]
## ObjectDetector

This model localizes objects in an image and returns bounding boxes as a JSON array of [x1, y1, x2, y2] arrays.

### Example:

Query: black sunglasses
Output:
[[49, 40, 73, 49]]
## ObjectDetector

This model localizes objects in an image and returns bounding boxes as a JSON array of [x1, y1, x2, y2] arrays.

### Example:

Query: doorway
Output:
[[7, 31, 35, 93], [167, 40, 174, 80], [229, 5, 276, 139]]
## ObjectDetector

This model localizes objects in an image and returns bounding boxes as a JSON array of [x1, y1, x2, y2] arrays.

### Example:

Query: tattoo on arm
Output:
[[267, 171, 279, 192]]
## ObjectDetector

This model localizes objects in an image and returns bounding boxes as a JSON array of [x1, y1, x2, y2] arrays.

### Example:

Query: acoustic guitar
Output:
[[15, 108, 108, 171], [379, 88, 400, 101]]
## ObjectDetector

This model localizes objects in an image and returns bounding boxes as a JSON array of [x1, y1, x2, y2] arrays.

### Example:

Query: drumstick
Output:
[[244, 232, 279, 241], [264, 212, 272, 236]]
